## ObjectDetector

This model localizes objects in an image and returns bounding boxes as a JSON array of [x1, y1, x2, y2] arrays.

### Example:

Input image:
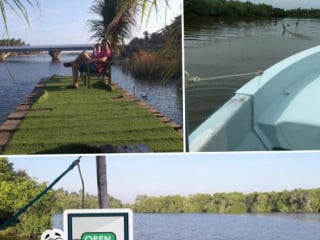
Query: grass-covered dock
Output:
[[0, 75, 183, 154]]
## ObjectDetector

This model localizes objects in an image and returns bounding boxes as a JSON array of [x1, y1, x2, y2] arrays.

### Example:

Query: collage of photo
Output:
[[1, 0, 320, 240]]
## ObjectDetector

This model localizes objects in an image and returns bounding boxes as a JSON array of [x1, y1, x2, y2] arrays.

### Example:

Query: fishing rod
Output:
[[0, 156, 82, 230], [2, 60, 24, 96], [0, 60, 26, 121]]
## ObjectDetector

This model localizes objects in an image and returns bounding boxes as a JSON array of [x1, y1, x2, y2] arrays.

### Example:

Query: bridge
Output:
[[0, 44, 93, 61]]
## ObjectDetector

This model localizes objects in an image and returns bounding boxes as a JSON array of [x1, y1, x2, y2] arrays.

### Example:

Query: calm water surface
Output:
[[185, 17, 320, 133], [53, 213, 320, 240], [0, 54, 182, 125]]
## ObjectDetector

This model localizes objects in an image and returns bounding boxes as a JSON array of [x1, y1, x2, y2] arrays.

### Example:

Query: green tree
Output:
[[0, 158, 29, 223], [160, 195, 184, 213], [185, 0, 320, 19], [131, 188, 320, 214], [288, 189, 314, 213], [53, 188, 123, 212], [0, 157, 15, 181], [133, 195, 162, 213], [0, 181, 55, 237], [6, 38, 28, 46], [0, 158, 55, 237], [109, 195, 123, 208], [251, 193, 272, 213], [184, 194, 212, 213], [277, 190, 291, 213], [224, 192, 247, 213]]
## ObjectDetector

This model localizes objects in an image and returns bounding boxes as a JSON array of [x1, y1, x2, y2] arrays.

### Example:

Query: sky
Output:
[[0, 0, 181, 45], [7, 151, 320, 203]]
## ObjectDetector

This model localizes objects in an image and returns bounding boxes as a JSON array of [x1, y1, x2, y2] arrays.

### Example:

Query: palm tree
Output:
[[88, 0, 137, 51], [88, 0, 180, 81], [88, 0, 170, 48], [0, 0, 40, 37]]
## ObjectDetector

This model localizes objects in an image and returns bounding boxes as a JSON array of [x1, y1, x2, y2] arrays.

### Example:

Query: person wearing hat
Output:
[[63, 40, 112, 89]]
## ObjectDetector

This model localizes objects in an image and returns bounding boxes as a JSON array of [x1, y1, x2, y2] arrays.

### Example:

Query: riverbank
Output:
[[0, 75, 183, 154]]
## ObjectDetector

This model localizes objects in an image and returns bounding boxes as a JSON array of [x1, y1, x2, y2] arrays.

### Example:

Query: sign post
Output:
[[63, 209, 133, 240]]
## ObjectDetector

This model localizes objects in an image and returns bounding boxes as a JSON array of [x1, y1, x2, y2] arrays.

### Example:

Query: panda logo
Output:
[[41, 229, 64, 240]]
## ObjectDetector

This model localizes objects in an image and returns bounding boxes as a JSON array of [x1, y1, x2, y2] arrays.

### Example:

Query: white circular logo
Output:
[[41, 229, 64, 240]]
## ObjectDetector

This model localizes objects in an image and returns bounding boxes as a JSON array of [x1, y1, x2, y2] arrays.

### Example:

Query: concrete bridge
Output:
[[0, 44, 93, 61]]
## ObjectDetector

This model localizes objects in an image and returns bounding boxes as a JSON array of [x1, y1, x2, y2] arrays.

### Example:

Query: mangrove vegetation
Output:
[[132, 189, 320, 214], [0, 158, 122, 238], [0, 158, 55, 238], [185, 0, 320, 19]]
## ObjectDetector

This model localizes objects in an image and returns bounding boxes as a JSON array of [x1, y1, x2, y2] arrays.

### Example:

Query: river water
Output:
[[0, 54, 182, 126], [53, 213, 320, 240], [185, 17, 320, 133]]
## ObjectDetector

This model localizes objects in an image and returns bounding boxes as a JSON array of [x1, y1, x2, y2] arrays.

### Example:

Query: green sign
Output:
[[81, 232, 116, 240]]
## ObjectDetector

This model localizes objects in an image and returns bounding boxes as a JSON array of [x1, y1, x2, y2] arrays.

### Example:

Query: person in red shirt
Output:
[[64, 39, 112, 89], [91, 43, 101, 57]]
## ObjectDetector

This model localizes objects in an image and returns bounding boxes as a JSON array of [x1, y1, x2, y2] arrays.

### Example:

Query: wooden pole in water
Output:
[[96, 155, 109, 208]]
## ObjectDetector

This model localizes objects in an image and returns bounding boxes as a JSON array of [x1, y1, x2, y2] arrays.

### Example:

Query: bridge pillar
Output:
[[0, 52, 11, 61], [48, 49, 62, 61]]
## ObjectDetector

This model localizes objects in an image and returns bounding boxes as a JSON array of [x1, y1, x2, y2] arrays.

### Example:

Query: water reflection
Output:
[[112, 65, 182, 124]]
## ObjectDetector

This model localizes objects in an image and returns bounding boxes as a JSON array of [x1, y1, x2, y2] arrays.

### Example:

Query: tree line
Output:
[[184, 0, 320, 19], [132, 189, 320, 214], [0, 38, 29, 47]]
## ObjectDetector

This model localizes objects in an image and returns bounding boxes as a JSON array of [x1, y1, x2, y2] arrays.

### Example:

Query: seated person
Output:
[[78, 43, 102, 74], [92, 43, 101, 57], [64, 40, 112, 89]]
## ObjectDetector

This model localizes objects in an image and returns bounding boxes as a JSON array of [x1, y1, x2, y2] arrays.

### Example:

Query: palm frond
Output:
[[0, 1, 9, 36], [106, 0, 136, 48], [137, 0, 170, 27], [88, 0, 137, 49], [145, 0, 157, 27], [157, 15, 182, 82], [1, 0, 40, 37]]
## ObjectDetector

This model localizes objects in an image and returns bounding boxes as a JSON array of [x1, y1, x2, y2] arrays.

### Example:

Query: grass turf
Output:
[[3, 75, 183, 154]]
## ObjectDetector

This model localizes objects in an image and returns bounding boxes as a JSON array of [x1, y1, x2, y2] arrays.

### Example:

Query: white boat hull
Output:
[[189, 45, 320, 151]]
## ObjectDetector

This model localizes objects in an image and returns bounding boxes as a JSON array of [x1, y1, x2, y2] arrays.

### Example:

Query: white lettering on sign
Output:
[[84, 236, 112, 240]]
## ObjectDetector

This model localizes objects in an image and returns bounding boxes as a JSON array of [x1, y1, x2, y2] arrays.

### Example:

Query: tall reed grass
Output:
[[124, 50, 180, 81]]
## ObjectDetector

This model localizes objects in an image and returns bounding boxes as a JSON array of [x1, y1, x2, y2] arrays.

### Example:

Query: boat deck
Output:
[[258, 72, 320, 149]]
